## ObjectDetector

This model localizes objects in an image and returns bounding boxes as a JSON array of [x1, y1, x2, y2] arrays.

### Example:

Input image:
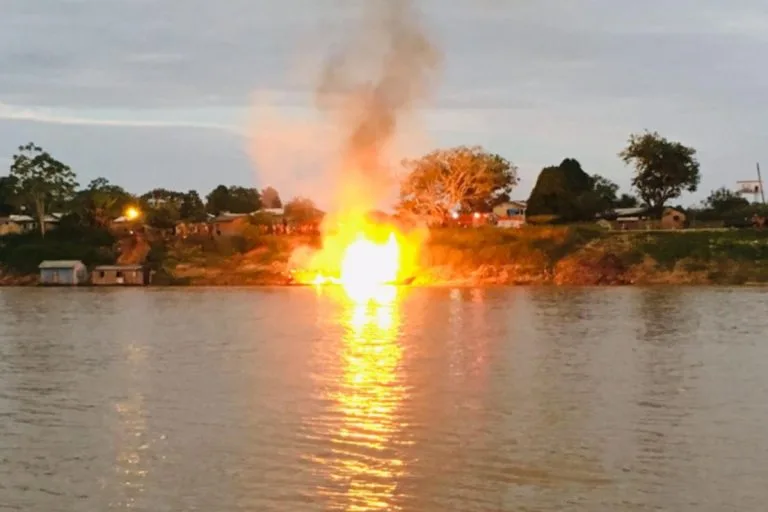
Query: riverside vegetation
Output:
[[2, 217, 768, 286], [55, 225, 768, 286], [2, 133, 768, 286]]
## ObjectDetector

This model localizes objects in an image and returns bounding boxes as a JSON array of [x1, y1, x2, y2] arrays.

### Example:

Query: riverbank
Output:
[[146, 226, 768, 286], [3, 226, 768, 286]]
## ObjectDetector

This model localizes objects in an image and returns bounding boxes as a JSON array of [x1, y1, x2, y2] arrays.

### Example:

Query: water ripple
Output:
[[1, 287, 767, 510]]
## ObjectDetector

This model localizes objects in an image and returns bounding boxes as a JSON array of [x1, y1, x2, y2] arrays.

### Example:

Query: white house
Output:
[[38, 260, 89, 285]]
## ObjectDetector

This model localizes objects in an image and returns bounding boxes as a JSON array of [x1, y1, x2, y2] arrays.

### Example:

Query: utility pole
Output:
[[758, 162, 766, 204]]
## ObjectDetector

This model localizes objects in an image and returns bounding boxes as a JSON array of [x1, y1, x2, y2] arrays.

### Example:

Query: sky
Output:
[[2, 0, 768, 207]]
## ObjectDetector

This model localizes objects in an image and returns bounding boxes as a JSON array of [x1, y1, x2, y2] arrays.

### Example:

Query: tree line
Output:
[[0, 143, 320, 237], [397, 130, 765, 223], [2, 131, 763, 238]]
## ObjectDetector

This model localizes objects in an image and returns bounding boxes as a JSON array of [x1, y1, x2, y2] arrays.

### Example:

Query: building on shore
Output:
[[38, 260, 88, 285], [1, 213, 62, 236], [211, 212, 251, 237], [91, 265, 151, 286]]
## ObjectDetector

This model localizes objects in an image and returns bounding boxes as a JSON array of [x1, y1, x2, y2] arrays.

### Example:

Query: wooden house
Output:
[[211, 212, 251, 237], [91, 265, 151, 286]]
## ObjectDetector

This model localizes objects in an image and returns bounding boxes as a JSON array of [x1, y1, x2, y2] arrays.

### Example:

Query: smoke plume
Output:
[[315, 0, 441, 211], [248, 0, 440, 212]]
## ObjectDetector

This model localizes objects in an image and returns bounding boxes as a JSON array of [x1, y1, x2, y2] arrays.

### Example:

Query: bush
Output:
[[0, 226, 117, 274]]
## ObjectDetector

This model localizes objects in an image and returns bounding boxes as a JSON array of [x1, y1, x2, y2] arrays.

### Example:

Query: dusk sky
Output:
[[2, 0, 767, 207]]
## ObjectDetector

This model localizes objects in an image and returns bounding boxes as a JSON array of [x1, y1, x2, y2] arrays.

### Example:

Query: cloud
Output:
[[0, 102, 241, 133], [1, 0, 768, 202]]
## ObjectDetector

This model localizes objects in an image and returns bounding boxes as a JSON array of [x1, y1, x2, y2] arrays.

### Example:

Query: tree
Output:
[[205, 185, 261, 215], [399, 146, 519, 220], [703, 187, 750, 216], [620, 130, 700, 213], [179, 190, 207, 222], [146, 207, 179, 229], [261, 186, 282, 209], [140, 188, 185, 209], [139, 188, 190, 228], [205, 185, 230, 215], [615, 193, 640, 208], [527, 158, 600, 222], [72, 177, 134, 227], [9, 143, 78, 236], [591, 175, 619, 211], [284, 197, 323, 225], [0, 175, 18, 216]]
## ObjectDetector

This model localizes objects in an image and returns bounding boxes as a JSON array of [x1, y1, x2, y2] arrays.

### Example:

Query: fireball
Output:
[[292, 212, 425, 295], [340, 233, 399, 287]]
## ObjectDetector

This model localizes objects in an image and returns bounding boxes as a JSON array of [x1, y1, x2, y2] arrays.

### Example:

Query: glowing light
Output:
[[473, 212, 481, 219], [339, 233, 400, 297], [450, 211, 459, 219], [292, 213, 425, 294], [124, 207, 141, 221], [309, 281, 406, 510]]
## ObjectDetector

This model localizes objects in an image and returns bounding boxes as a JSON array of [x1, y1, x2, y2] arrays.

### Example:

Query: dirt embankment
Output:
[[0, 269, 37, 286], [160, 227, 768, 287], [5, 227, 768, 287]]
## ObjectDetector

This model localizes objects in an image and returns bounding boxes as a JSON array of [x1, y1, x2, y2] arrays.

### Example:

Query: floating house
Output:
[[91, 264, 151, 286], [38, 260, 88, 286]]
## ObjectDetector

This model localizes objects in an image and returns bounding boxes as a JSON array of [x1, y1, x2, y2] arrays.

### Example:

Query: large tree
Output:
[[620, 130, 700, 213], [9, 143, 78, 236], [205, 185, 261, 215], [138, 188, 186, 229], [72, 177, 134, 227], [261, 186, 282, 209], [399, 146, 519, 220], [179, 190, 208, 222], [527, 158, 601, 222]]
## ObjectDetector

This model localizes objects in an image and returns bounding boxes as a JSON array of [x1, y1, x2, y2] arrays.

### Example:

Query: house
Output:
[[0, 214, 35, 235], [211, 212, 251, 237], [661, 207, 687, 230], [38, 260, 88, 285], [174, 221, 212, 238], [91, 265, 151, 286], [493, 200, 527, 228], [110, 215, 144, 236], [259, 208, 285, 217], [42, 213, 62, 232], [493, 201, 527, 219], [601, 206, 652, 230]]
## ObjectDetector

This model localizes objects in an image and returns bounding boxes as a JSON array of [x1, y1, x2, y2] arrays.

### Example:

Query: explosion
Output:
[[280, 0, 441, 293]]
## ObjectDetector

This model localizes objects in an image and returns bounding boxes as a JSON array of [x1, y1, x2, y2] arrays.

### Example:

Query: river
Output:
[[1, 287, 767, 511]]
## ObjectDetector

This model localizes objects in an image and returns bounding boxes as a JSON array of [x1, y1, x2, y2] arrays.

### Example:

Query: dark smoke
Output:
[[315, 0, 441, 208]]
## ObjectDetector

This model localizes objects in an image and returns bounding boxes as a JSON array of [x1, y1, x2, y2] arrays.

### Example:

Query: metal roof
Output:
[[93, 265, 144, 270], [38, 260, 85, 269], [9, 214, 34, 222]]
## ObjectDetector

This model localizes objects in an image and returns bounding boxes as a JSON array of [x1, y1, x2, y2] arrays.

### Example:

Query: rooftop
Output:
[[38, 260, 85, 269], [93, 265, 144, 271]]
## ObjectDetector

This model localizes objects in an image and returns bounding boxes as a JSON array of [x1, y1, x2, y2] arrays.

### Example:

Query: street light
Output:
[[124, 206, 141, 221]]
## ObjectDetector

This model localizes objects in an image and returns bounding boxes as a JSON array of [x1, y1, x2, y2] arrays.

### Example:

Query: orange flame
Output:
[[291, 211, 426, 297]]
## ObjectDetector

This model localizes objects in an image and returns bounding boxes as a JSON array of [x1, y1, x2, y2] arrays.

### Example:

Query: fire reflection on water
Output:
[[310, 284, 407, 511]]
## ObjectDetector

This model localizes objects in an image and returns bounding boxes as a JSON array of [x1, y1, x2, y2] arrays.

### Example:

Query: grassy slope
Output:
[[422, 227, 768, 285], [5, 225, 768, 286]]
